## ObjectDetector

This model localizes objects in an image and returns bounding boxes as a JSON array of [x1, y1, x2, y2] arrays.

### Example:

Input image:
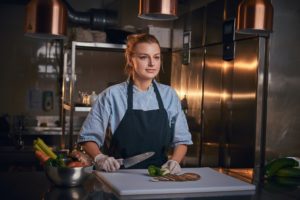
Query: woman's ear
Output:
[[128, 57, 134, 67]]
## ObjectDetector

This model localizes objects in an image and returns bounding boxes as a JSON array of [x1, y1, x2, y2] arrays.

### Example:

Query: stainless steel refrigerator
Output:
[[171, 0, 261, 168]]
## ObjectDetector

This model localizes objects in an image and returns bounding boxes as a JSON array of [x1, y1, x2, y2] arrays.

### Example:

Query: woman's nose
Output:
[[148, 58, 154, 66]]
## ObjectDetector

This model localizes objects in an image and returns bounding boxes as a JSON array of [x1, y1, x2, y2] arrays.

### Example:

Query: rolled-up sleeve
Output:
[[78, 90, 111, 148], [172, 110, 193, 146], [169, 90, 193, 147]]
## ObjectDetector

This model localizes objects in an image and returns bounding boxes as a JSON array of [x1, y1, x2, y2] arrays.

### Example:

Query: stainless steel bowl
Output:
[[45, 164, 94, 187]]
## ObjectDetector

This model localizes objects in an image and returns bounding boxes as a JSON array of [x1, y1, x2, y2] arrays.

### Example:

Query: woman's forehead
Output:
[[133, 42, 160, 54]]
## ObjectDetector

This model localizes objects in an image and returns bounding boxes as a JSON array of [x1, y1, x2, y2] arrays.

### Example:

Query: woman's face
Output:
[[130, 42, 161, 82]]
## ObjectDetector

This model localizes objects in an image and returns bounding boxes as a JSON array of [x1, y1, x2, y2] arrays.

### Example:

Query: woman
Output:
[[78, 33, 192, 174]]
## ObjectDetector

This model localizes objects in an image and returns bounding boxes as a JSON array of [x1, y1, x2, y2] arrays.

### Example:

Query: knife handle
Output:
[[116, 158, 124, 166]]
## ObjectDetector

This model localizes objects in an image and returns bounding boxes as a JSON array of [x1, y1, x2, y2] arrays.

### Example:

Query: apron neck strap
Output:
[[152, 81, 164, 110], [127, 79, 134, 110], [127, 79, 164, 110]]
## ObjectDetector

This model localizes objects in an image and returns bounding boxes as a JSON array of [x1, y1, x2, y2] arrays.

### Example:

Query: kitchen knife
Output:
[[117, 152, 155, 168]]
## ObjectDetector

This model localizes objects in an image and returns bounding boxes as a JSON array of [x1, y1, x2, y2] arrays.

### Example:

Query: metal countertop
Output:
[[0, 169, 299, 200]]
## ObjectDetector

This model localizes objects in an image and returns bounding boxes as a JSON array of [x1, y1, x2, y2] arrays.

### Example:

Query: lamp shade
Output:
[[236, 0, 273, 35], [24, 0, 67, 39], [138, 0, 178, 21]]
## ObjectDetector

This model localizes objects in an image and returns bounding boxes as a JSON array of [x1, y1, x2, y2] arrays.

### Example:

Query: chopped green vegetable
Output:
[[148, 165, 158, 176], [34, 138, 57, 159], [161, 168, 170, 176], [46, 157, 66, 168], [148, 165, 170, 176], [33, 137, 66, 168]]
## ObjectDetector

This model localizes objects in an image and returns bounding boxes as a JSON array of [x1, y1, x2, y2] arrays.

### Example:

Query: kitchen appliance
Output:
[[171, 0, 259, 169], [94, 167, 255, 198], [117, 152, 155, 168]]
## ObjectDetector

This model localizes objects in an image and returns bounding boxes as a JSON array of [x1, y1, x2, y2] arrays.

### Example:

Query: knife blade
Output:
[[117, 152, 155, 168]]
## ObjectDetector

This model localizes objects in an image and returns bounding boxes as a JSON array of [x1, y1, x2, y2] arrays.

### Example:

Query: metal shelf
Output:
[[72, 41, 126, 50], [62, 41, 126, 151], [75, 106, 91, 112], [63, 103, 71, 111], [63, 103, 91, 112]]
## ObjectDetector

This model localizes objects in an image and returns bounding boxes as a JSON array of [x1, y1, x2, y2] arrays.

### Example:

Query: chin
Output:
[[145, 74, 158, 80], [135, 71, 159, 81], [139, 72, 157, 79]]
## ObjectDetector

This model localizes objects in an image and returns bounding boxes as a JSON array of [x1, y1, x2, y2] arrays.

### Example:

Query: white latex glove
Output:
[[94, 154, 120, 172], [161, 160, 181, 174]]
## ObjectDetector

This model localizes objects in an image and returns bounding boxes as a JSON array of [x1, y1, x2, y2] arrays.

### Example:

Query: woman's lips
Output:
[[146, 69, 156, 73]]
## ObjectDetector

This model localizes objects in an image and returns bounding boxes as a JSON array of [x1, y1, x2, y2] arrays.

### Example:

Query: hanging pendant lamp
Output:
[[138, 0, 178, 21], [24, 0, 67, 39], [236, 0, 273, 35]]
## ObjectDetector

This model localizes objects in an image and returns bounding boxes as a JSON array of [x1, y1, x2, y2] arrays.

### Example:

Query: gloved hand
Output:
[[161, 160, 181, 174], [94, 154, 120, 172]]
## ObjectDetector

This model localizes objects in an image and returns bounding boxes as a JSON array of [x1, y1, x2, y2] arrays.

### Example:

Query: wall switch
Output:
[[182, 31, 191, 65], [223, 19, 235, 61]]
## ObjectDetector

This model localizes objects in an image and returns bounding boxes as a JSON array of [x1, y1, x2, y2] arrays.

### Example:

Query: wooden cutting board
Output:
[[94, 167, 255, 199]]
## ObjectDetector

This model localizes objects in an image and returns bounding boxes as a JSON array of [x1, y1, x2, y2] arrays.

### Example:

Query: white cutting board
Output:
[[94, 167, 255, 198]]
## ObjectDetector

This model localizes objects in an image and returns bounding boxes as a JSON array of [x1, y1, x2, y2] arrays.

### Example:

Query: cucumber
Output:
[[265, 157, 299, 178], [271, 176, 300, 187], [275, 167, 300, 178]]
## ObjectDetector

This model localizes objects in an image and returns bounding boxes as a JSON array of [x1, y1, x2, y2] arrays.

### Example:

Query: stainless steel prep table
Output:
[[0, 170, 299, 200]]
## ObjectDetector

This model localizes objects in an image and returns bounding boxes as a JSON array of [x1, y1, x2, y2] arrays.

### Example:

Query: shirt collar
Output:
[[126, 78, 156, 93]]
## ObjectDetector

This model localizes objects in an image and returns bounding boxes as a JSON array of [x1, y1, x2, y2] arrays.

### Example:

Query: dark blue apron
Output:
[[105, 80, 173, 168]]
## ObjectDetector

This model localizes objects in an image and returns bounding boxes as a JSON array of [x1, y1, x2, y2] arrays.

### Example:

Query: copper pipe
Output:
[[138, 0, 178, 21], [236, 0, 273, 35], [25, 0, 67, 39]]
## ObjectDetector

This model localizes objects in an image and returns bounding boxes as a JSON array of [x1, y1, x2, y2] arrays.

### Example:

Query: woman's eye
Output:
[[154, 56, 160, 60], [139, 56, 147, 60]]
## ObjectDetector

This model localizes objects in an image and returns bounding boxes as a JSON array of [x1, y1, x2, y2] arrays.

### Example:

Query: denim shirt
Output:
[[78, 80, 193, 148]]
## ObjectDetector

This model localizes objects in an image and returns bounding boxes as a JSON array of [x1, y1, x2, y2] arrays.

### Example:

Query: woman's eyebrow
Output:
[[134, 53, 161, 56]]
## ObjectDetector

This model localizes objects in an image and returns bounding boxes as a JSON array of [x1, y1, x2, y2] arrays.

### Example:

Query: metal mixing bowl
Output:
[[45, 164, 94, 187]]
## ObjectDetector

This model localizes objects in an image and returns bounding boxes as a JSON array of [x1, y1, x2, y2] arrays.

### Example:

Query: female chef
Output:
[[78, 33, 192, 174]]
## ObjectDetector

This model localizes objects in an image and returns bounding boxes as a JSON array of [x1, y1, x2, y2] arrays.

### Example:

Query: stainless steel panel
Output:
[[172, 6, 205, 50], [171, 49, 204, 166], [265, 0, 300, 159], [170, 52, 183, 94], [190, 7, 205, 48], [202, 39, 258, 168], [230, 38, 258, 167], [205, 0, 224, 45], [254, 37, 267, 183], [186, 49, 204, 127], [202, 44, 223, 167], [172, 10, 191, 50], [172, 14, 185, 50], [185, 49, 204, 166]]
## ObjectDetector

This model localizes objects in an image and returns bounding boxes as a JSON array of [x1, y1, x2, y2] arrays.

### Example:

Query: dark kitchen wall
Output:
[[0, 0, 174, 130], [0, 4, 52, 116]]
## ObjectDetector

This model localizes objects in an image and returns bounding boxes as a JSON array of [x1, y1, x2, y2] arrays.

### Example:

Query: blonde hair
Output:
[[124, 33, 161, 76]]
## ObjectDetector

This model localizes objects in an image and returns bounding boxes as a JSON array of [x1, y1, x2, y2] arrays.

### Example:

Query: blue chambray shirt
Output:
[[78, 80, 193, 148]]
